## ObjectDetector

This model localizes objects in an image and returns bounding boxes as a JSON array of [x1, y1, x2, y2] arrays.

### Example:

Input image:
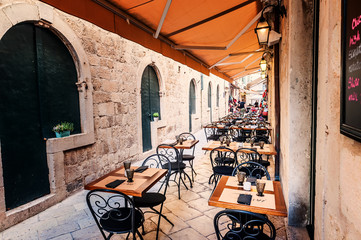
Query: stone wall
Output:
[[277, 0, 314, 226], [0, 0, 228, 230], [315, 0, 361, 238]]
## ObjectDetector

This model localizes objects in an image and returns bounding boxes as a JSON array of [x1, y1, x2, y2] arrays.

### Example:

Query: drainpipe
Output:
[[274, 7, 281, 181], [308, 0, 319, 238]]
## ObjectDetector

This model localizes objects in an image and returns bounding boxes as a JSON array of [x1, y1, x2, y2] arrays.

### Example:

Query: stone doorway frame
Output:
[[0, 1, 95, 230], [136, 59, 166, 158]]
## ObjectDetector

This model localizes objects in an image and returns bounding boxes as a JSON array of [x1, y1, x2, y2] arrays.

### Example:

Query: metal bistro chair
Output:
[[133, 154, 173, 240], [178, 132, 197, 182], [204, 124, 219, 142], [236, 147, 270, 169], [86, 189, 144, 240], [156, 144, 192, 199], [253, 127, 271, 144], [232, 161, 271, 180], [209, 146, 237, 185], [214, 209, 276, 240]]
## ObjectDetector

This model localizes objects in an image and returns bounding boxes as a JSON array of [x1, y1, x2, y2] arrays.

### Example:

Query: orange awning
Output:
[[41, 0, 263, 82]]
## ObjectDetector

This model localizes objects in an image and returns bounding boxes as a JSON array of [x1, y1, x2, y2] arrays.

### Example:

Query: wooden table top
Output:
[[161, 139, 199, 149], [84, 166, 167, 197], [202, 141, 277, 155], [208, 176, 287, 217]]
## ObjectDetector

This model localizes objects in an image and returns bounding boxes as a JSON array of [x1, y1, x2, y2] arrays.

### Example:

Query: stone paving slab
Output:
[[0, 129, 286, 240]]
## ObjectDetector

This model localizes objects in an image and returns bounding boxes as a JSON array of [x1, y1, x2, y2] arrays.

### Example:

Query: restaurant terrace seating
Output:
[[213, 209, 276, 240], [177, 132, 197, 181], [86, 189, 144, 240], [133, 154, 173, 240], [236, 148, 270, 168], [204, 123, 220, 142], [209, 146, 237, 185], [156, 144, 192, 199], [232, 161, 271, 180]]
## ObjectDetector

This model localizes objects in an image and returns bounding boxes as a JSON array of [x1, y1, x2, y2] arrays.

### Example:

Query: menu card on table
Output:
[[218, 188, 276, 209]]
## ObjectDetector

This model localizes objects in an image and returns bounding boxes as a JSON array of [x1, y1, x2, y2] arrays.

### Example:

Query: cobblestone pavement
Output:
[[0, 130, 287, 240]]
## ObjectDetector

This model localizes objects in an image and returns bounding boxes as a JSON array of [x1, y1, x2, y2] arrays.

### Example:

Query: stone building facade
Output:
[[272, 0, 361, 238], [0, 0, 228, 230]]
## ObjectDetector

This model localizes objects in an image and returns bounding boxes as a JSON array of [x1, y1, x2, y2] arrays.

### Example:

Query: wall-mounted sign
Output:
[[341, 0, 361, 141]]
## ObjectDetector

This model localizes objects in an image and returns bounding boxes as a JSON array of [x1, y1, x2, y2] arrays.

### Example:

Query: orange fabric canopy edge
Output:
[[40, 0, 262, 82]]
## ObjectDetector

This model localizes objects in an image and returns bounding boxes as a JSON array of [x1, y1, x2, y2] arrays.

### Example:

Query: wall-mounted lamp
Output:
[[254, 2, 286, 46], [260, 59, 268, 72], [261, 71, 267, 79], [255, 16, 271, 45], [259, 51, 273, 72]]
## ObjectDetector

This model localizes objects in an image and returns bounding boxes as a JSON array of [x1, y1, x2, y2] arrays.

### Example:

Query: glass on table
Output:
[[256, 180, 266, 196], [237, 171, 247, 186], [126, 169, 134, 182], [259, 141, 265, 149]]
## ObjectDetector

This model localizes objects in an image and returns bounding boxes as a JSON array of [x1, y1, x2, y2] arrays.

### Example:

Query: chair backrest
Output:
[[178, 132, 196, 156], [141, 154, 171, 195], [232, 161, 270, 180], [204, 124, 217, 141], [156, 144, 180, 163], [86, 189, 139, 239], [210, 147, 237, 168], [214, 209, 276, 240], [236, 148, 263, 163]]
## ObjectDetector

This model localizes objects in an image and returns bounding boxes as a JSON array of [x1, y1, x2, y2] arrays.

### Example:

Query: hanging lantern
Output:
[[261, 72, 267, 79], [260, 58, 267, 72], [255, 16, 271, 45]]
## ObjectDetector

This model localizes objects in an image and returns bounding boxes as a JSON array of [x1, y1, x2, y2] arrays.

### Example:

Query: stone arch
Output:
[[0, 1, 94, 230], [136, 58, 165, 156]]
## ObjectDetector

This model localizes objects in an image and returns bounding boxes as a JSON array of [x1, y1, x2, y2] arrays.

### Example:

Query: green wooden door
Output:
[[208, 83, 212, 122], [141, 66, 160, 152], [0, 23, 80, 209], [189, 81, 196, 132]]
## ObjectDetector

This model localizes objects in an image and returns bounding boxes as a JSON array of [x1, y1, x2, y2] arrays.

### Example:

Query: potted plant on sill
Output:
[[153, 112, 159, 122], [53, 122, 74, 138]]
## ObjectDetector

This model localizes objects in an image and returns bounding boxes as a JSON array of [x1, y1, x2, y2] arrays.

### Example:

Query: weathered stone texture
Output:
[[0, 0, 227, 231]]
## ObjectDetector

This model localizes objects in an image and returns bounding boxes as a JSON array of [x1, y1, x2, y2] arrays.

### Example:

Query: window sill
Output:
[[46, 132, 95, 153]]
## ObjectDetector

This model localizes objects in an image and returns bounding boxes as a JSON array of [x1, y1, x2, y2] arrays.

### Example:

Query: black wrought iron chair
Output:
[[209, 146, 237, 185], [204, 124, 219, 141], [156, 144, 192, 199], [178, 132, 197, 182], [232, 161, 271, 180], [86, 189, 144, 240], [236, 148, 270, 168], [133, 154, 173, 240], [213, 209, 276, 240], [254, 127, 271, 143]]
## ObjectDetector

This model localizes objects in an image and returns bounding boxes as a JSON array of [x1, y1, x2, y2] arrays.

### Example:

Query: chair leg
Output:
[[150, 206, 174, 226], [189, 160, 197, 182], [141, 222, 145, 235], [208, 173, 215, 184], [136, 230, 144, 240], [177, 172, 181, 199], [182, 171, 193, 188], [180, 175, 189, 190]]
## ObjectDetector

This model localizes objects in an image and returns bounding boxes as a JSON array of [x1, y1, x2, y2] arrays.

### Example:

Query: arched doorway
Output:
[[141, 66, 160, 152], [208, 82, 212, 122], [189, 80, 196, 132], [0, 23, 81, 209]]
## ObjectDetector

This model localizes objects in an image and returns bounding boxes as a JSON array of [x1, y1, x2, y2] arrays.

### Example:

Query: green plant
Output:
[[153, 112, 159, 117], [53, 122, 74, 133]]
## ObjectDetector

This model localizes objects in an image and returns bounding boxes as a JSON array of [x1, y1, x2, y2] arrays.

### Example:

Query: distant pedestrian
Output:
[[254, 101, 259, 107]]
